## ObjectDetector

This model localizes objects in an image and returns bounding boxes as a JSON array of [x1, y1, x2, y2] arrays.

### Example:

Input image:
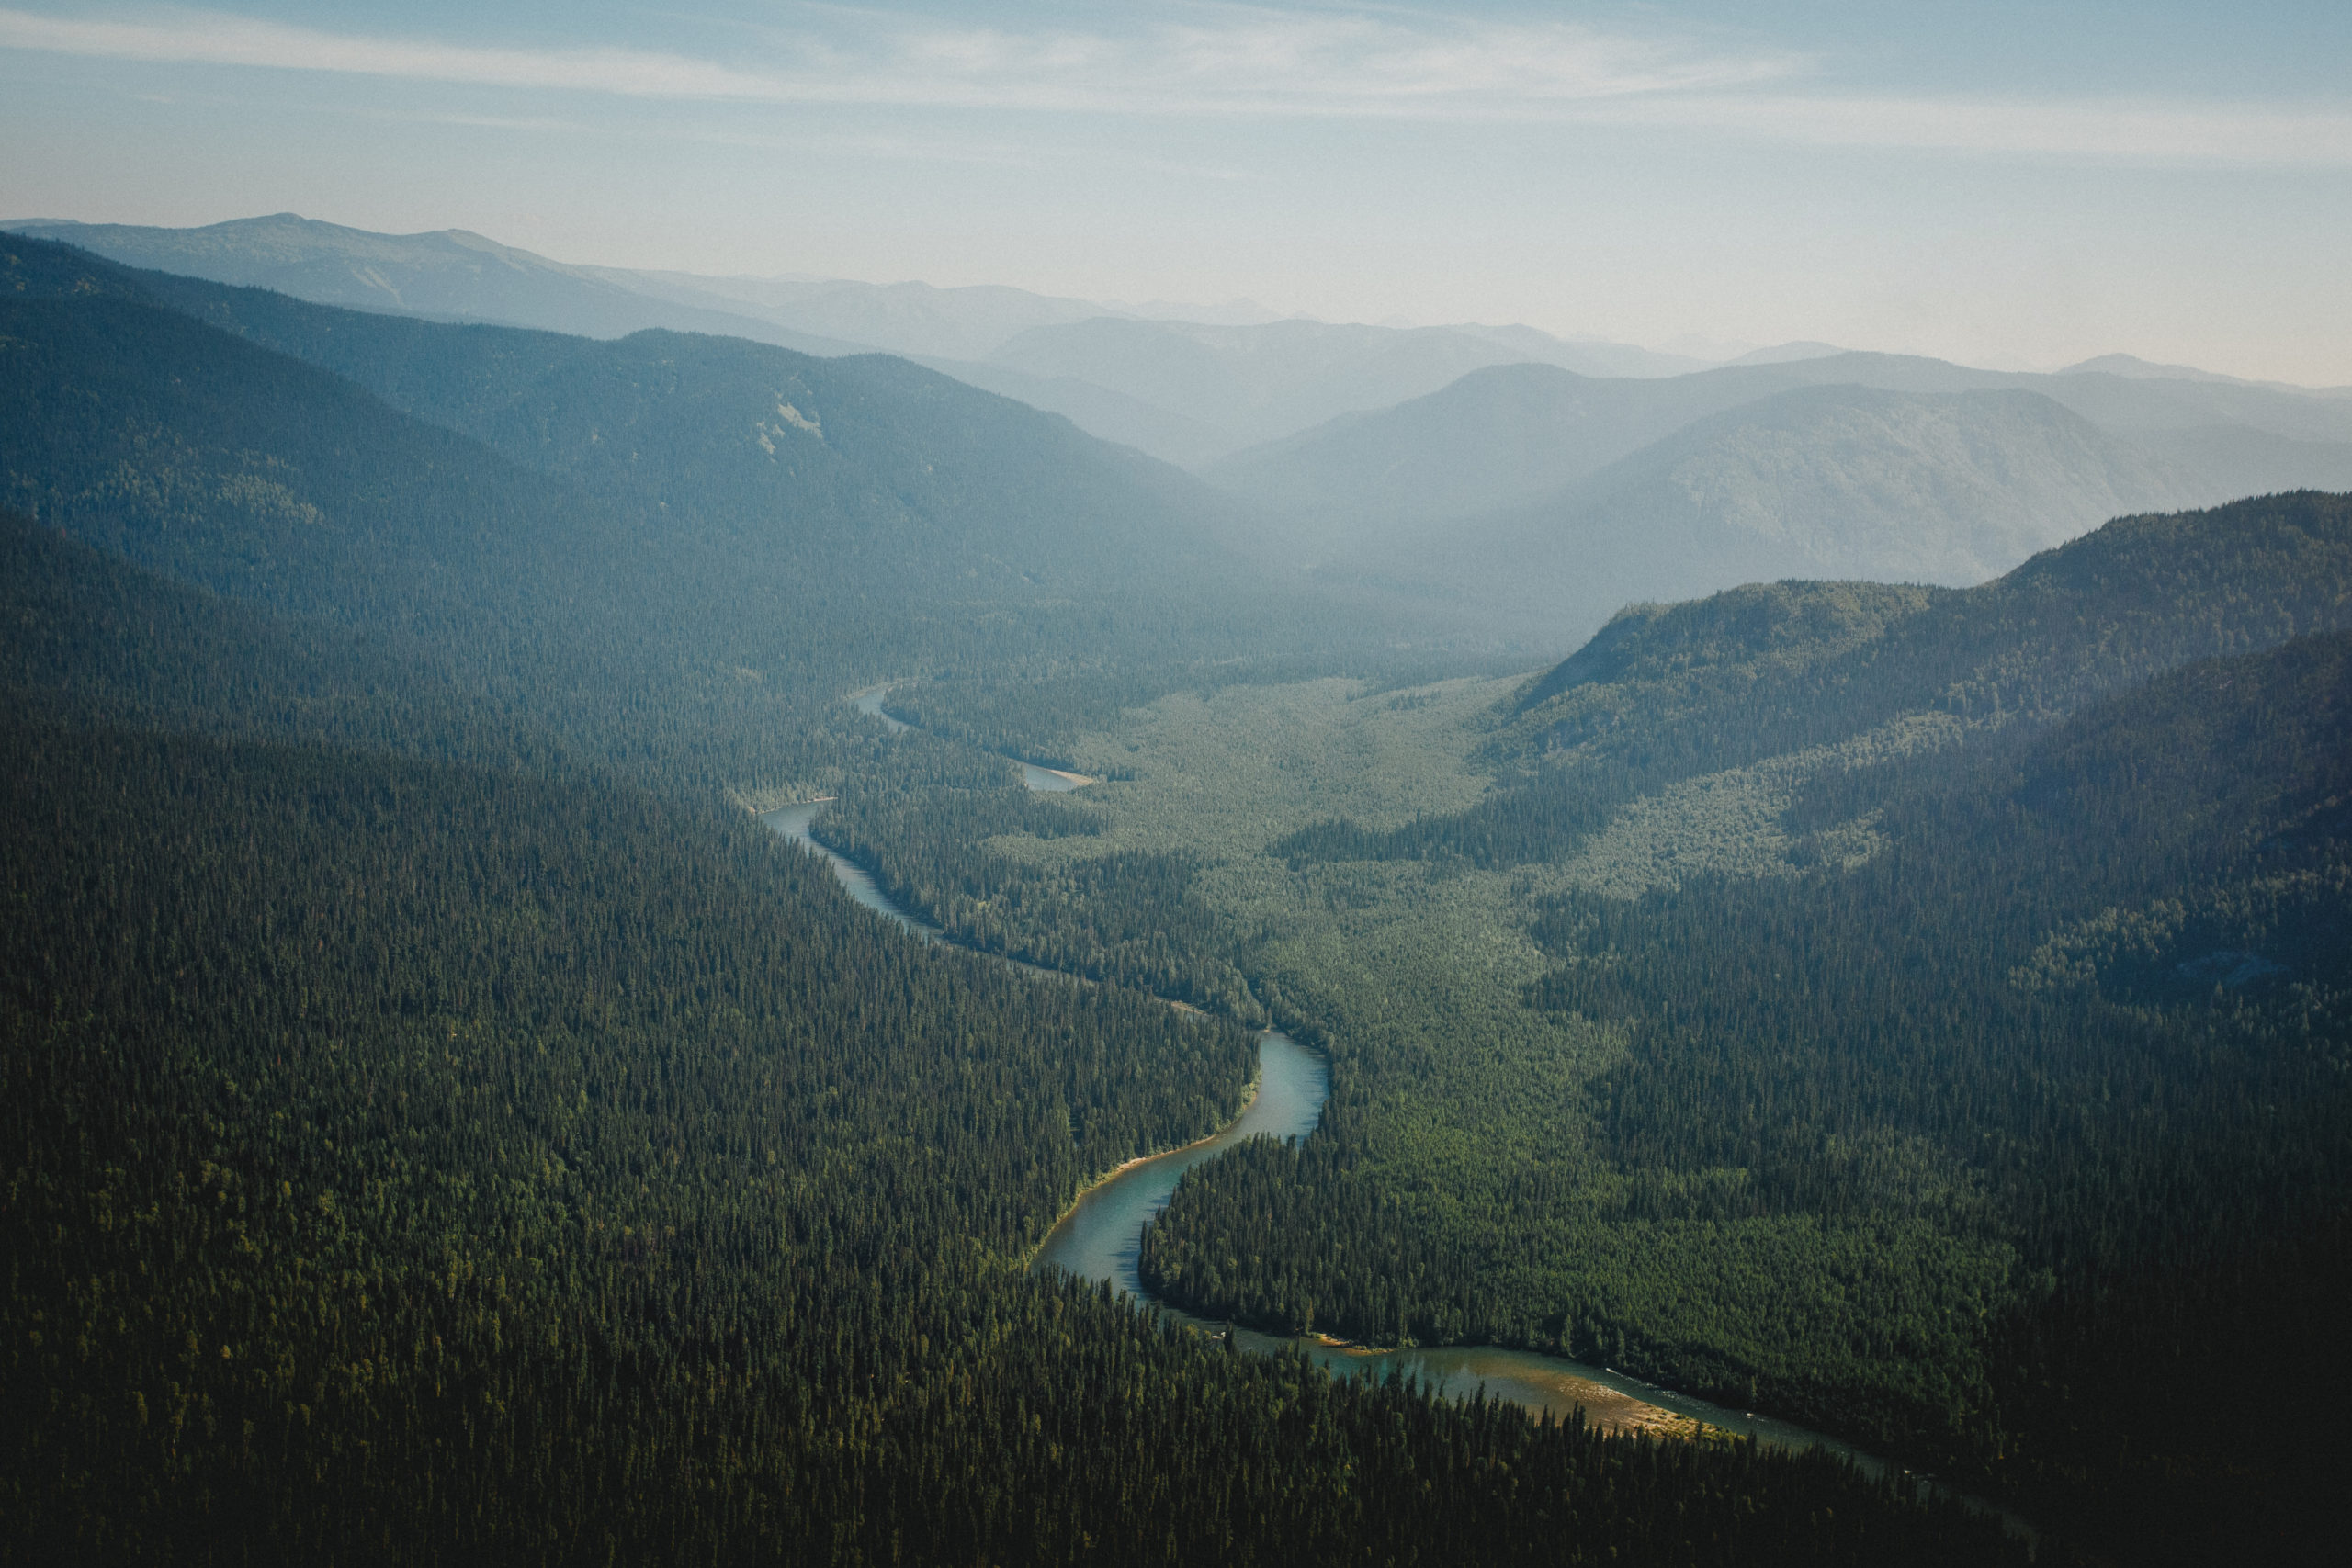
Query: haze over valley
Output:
[[18, 208, 2352, 649], [5, 5, 2348, 1565]]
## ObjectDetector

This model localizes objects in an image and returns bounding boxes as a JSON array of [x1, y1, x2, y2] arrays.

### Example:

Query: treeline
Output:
[[885, 648, 1527, 773], [1, 706, 2020, 1563], [815, 773, 1268, 1021]]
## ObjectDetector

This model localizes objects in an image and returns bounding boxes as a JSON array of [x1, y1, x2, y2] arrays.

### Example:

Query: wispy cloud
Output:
[[1579, 92, 2352, 167], [3, 4, 2347, 165], [0, 4, 1796, 111], [839, 5, 1798, 110], [322, 102, 1250, 181], [0, 7, 785, 97]]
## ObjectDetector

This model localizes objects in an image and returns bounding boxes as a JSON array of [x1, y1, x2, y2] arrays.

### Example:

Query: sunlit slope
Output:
[[1272, 491, 2352, 870], [1105, 496, 2352, 1559], [1510, 487, 2352, 764], [1146, 621, 2350, 1540]]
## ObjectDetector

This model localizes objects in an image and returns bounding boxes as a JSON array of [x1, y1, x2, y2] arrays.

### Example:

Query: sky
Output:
[[3, 1, 2348, 381]]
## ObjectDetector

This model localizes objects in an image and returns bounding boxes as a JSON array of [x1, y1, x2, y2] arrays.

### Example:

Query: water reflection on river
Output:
[[1024, 1032, 2035, 1544], [849, 685, 909, 733], [760, 796, 1875, 1458], [763, 800, 941, 940], [765, 718, 2034, 1546], [1034, 1031, 1326, 1297], [851, 683, 1090, 790], [1030, 1036, 1866, 1450]]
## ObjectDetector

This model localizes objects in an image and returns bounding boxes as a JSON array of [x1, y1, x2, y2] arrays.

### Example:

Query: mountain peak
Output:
[[1725, 341, 1846, 367], [2059, 352, 2248, 384]]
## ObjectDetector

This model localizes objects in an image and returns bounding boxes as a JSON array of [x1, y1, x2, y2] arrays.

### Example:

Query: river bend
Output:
[[760, 695, 2035, 1546]]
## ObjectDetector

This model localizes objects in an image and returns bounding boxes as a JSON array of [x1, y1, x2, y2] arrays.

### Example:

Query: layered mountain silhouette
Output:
[[2, 213, 873, 354], [19, 215, 2351, 659], [1203, 349, 2352, 641], [1460, 384, 2196, 590], [1212, 354, 2352, 526], [984, 316, 1706, 457], [0, 233, 1399, 794], [3, 214, 1702, 466]]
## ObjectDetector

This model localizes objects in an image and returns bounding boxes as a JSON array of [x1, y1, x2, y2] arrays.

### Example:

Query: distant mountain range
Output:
[[0, 232, 1352, 792], [17, 212, 2350, 652], [2058, 351, 2352, 397], [1, 213, 875, 355], [1202, 349, 2352, 640], [3, 214, 1701, 465], [1724, 340, 1848, 367], [1213, 353, 2352, 526], [1427, 384, 2199, 614], [981, 316, 1705, 458]]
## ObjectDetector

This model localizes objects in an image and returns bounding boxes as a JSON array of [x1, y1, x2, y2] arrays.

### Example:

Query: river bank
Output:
[[770, 687, 2038, 1550], [1023, 1053, 1267, 1268], [850, 682, 1097, 790]]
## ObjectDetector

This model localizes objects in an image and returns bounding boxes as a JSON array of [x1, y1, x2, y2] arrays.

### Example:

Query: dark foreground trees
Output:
[[0, 709, 2020, 1564]]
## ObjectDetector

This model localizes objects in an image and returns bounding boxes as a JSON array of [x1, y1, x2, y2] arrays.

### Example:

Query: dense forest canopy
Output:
[[850, 497, 2351, 1563], [2, 231, 2341, 1564]]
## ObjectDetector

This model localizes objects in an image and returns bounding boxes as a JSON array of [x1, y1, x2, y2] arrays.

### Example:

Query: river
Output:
[[764, 798, 944, 942], [1026, 1037, 1948, 1469], [766, 693, 2035, 1546], [852, 683, 1091, 792]]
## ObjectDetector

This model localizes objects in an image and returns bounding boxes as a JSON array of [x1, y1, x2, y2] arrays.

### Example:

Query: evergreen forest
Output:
[[2, 230, 2341, 1565]]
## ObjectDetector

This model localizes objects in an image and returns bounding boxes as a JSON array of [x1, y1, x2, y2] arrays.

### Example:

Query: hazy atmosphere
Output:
[[5, 0, 2349, 381], [6, 6, 2350, 1567]]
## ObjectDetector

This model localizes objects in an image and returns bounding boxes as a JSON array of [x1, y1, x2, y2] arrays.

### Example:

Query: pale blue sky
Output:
[[4, 3, 2347, 379]]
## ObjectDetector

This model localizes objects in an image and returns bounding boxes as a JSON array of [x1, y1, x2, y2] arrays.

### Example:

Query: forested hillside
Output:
[[2, 235, 1235, 607], [1145, 622, 2350, 1559], [1277, 492, 2352, 869], [0, 240, 2029, 1562], [0, 510, 558, 774], [0, 234, 1497, 803], [820, 492, 2350, 1563]]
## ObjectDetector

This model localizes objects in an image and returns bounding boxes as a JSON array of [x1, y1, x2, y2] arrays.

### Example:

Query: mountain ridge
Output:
[[6, 213, 1708, 467], [1211, 350, 2352, 525]]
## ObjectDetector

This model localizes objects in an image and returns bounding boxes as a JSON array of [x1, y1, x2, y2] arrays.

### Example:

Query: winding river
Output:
[[852, 685, 1091, 792], [763, 690, 2035, 1546]]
